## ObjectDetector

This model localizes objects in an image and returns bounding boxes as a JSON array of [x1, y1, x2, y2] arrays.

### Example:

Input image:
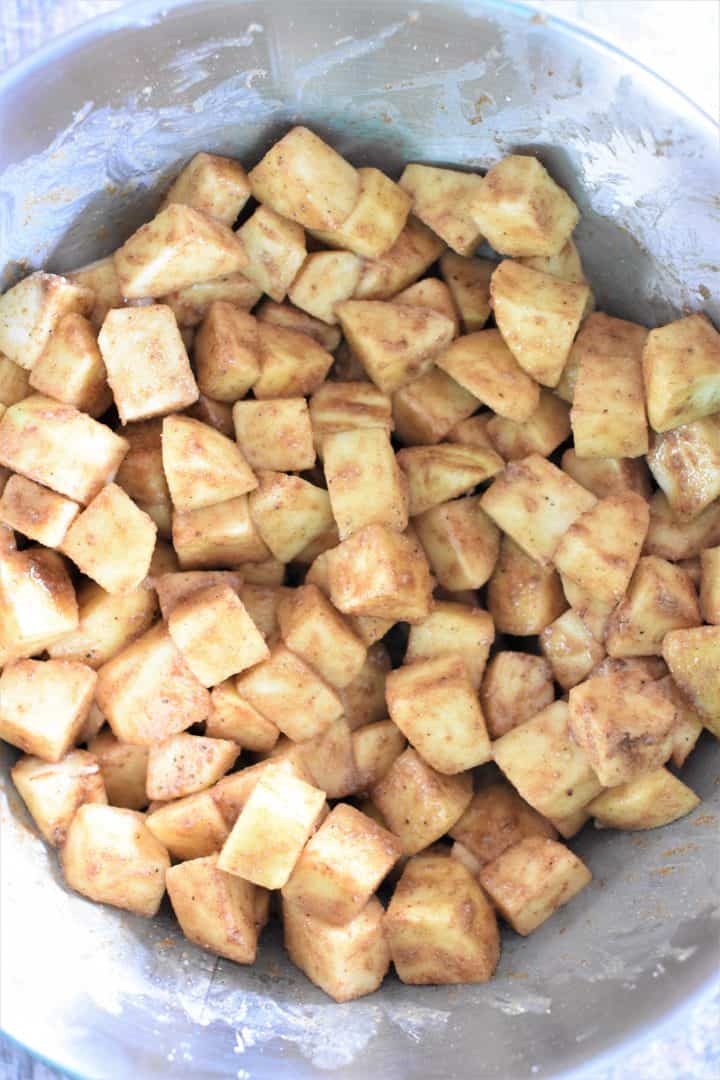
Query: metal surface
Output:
[[0, 2, 719, 1077]]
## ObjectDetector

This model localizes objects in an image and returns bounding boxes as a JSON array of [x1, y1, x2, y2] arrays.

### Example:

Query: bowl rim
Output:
[[0, 0, 717, 131], [0, 1, 718, 1078]]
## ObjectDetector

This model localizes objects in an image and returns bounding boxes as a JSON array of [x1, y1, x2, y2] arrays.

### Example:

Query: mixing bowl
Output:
[[0, 1, 718, 1077]]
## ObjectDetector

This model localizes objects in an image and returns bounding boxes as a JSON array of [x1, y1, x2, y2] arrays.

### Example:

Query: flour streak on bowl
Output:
[[0, 2, 718, 1077]]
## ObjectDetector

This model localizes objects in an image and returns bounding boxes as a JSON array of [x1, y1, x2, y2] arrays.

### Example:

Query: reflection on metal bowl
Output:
[[0, 1, 718, 1077]]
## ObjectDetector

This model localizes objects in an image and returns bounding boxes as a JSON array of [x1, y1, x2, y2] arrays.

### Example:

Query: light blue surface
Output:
[[0, 2, 718, 1077]]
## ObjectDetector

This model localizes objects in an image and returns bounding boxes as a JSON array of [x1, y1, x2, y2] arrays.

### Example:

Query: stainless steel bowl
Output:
[[0, 2, 718, 1077]]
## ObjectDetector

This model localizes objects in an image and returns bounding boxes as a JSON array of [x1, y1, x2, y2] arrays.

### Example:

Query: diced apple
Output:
[[154, 570, 242, 619], [235, 642, 342, 742], [48, 578, 157, 669], [210, 755, 313, 827], [327, 523, 433, 623], [69, 257, 123, 329], [479, 836, 591, 935], [283, 803, 401, 924], [645, 491, 720, 561], [0, 394, 128, 504], [395, 278, 459, 334], [289, 250, 363, 324], [487, 389, 570, 461], [277, 584, 366, 689], [352, 720, 406, 790], [29, 312, 112, 417], [605, 556, 701, 657], [233, 398, 315, 473], [167, 584, 269, 687], [254, 322, 334, 399], [283, 895, 390, 1002], [309, 166, 411, 259], [642, 313, 720, 432], [96, 624, 210, 745], [447, 412, 496, 451], [87, 729, 149, 810], [439, 253, 493, 332], [174, 495, 270, 569], [570, 313, 648, 458], [0, 547, 77, 662], [193, 302, 260, 401], [353, 217, 445, 301], [488, 536, 567, 636], [160, 151, 251, 225], [255, 299, 342, 352], [11, 749, 107, 845], [145, 790, 229, 860], [166, 853, 260, 964], [249, 127, 360, 230], [480, 652, 555, 737], [436, 329, 540, 422], [540, 609, 606, 690], [568, 669, 676, 785], [587, 768, 699, 830], [0, 474, 79, 547], [61, 804, 169, 916], [114, 204, 247, 298], [146, 733, 239, 801], [309, 380, 392, 457], [206, 679, 279, 752], [481, 454, 596, 565], [218, 766, 326, 888], [0, 272, 94, 370], [493, 700, 602, 819], [385, 852, 499, 983], [491, 261, 590, 387], [663, 625, 720, 721], [518, 239, 588, 285], [371, 747, 473, 855], [324, 427, 408, 539], [646, 415, 720, 520], [239, 205, 307, 302], [470, 156, 579, 257], [162, 414, 256, 511], [405, 602, 494, 688], [449, 782, 557, 866], [398, 442, 503, 516], [249, 471, 333, 564], [392, 366, 478, 445], [0, 657, 95, 762], [336, 300, 455, 394], [98, 305, 198, 423], [338, 643, 392, 730], [553, 492, 649, 612], [399, 164, 484, 255], [414, 495, 500, 591], [561, 449, 652, 501], [386, 654, 491, 774], [297, 718, 360, 798]]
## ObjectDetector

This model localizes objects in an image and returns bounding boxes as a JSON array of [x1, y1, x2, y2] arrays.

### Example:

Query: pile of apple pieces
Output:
[[0, 127, 718, 1003]]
